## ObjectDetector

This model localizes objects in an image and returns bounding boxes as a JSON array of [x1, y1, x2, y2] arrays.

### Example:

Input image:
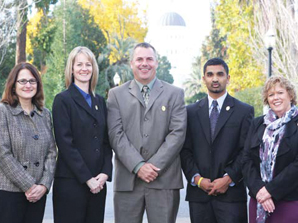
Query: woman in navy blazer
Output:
[[243, 76, 298, 223], [52, 46, 112, 223]]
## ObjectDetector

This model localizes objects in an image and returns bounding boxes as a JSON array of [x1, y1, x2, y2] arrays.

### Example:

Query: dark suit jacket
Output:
[[180, 94, 254, 202], [52, 84, 112, 183], [242, 115, 298, 201]]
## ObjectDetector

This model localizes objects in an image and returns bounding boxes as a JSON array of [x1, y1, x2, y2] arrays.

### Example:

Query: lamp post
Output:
[[113, 72, 121, 86], [265, 29, 276, 77]]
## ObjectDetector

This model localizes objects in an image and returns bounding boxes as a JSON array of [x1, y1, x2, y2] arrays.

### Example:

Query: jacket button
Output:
[[94, 136, 98, 140], [23, 165, 27, 170], [93, 123, 97, 127], [96, 149, 100, 152], [34, 162, 40, 167], [144, 118, 148, 121], [144, 134, 148, 137]]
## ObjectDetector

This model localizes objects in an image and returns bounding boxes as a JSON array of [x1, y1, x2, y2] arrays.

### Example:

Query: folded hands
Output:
[[87, 173, 109, 194]]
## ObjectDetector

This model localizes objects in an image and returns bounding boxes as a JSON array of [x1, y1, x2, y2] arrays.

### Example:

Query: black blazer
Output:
[[180, 94, 254, 202], [242, 115, 298, 201], [52, 84, 112, 183]]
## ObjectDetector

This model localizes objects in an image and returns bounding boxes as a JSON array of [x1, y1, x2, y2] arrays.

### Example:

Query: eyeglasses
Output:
[[16, 79, 38, 85]]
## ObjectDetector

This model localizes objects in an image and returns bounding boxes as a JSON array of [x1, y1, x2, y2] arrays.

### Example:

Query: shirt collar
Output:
[[74, 83, 91, 100], [134, 77, 157, 92], [208, 91, 228, 111], [8, 103, 43, 117]]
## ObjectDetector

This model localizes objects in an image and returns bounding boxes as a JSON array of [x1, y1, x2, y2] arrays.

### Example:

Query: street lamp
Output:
[[265, 29, 276, 77], [113, 72, 121, 86]]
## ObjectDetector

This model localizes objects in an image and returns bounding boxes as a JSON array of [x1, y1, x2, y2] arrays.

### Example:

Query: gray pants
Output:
[[114, 179, 180, 223]]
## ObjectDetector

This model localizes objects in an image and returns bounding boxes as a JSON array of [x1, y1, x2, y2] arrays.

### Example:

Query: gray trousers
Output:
[[114, 179, 180, 223]]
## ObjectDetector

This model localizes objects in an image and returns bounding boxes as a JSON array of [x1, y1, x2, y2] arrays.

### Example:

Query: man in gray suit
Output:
[[107, 42, 187, 223]]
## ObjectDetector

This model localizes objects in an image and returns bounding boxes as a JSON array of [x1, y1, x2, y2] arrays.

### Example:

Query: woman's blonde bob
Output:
[[263, 75, 297, 106], [65, 46, 99, 94]]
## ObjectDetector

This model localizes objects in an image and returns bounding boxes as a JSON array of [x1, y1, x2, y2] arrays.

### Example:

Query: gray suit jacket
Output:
[[107, 79, 187, 191], [0, 103, 57, 192]]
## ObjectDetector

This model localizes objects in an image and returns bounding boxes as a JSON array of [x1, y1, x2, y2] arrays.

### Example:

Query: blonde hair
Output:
[[65, 46, 99, 94], [263, 75, 297, 105]]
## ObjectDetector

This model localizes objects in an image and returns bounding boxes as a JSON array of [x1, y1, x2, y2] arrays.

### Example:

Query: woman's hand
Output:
[[261, 198, 275, 213], [86, 177, 102, 194], [256, 186, 272, 204], [25, 184, 47, 203], [95, 173, 108, 188]]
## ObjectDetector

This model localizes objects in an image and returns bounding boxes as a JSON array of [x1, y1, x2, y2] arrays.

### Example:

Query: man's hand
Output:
[[208, 175, 232, 196], [256, 186, 272, 204], [194, 176, 214, 193], [25, 184, 47, 203], [137, 163, 160, 183]]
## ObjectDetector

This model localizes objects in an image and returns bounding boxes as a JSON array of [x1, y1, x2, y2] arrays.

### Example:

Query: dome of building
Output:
[[159, 12, 186, 27]]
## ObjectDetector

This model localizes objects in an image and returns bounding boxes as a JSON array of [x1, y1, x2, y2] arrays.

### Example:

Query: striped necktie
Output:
[[142, 85, 149, 107]]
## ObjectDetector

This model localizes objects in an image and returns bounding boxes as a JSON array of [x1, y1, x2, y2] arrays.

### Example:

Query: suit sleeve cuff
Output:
[[191, 173, 200, 186], [223, 173, 235, 187], [133, 161, 145, 174]]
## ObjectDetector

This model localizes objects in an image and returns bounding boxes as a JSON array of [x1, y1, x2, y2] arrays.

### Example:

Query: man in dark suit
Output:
[[180, 58, 254, 223]]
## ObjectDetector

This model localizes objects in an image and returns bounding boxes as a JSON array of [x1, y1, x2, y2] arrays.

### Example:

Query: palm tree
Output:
[[184, 57, 203, 98], [99, 35, 136, 87]]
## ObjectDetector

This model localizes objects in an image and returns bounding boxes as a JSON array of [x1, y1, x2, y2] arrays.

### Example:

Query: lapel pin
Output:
[[95, 105, 98, 110], [162, 106, 166, 111], [226, 106, 230, 111]]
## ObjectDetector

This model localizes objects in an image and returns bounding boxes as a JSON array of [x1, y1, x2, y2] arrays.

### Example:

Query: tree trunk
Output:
[[15, 0, 28, 64], [16, 20, 27, 64]]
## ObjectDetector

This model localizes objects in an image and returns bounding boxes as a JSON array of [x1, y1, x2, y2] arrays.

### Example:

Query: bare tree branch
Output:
[[250, 0, 298, 86]]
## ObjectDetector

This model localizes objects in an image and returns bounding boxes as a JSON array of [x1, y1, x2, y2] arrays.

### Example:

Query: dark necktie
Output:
[[142, 85, 149, 107], [210, 100, 219, 139]]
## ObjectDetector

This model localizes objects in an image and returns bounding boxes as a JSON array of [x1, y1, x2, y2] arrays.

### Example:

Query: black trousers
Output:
[[189, 199, 247, 223], [0, 190, 46, 223], [53, 178, 107, 223]]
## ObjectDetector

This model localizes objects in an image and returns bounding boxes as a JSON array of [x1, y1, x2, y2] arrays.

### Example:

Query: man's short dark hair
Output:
[[203, 58, 229, 75], [130, 42, 157, 61]]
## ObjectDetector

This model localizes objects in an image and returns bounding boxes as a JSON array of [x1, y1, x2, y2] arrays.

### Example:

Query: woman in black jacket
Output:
[[243, 76, 298, 223], [52, 46, 112, 223]]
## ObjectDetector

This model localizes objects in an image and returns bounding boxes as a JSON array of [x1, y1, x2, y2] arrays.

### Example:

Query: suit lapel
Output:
[[278, 115, 298, 156], [69, 84, 97, 120], [128, 80, 145, 107], [197, 97, 212, 145], [283, 115, 298, 138], [145, 79, 164, 115], [90, 93, 103, 124], [212, 94, 234, 141], [257, 121, 266, 143]]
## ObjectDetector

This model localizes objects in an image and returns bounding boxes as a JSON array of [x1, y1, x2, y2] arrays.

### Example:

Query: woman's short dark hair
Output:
[[1, 62, 44, 109]]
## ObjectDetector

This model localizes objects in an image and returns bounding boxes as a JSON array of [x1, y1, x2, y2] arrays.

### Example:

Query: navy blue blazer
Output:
[[52, 84, 112, 183], [181, 94, 254, 202], [242, 114, 298, 201]]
